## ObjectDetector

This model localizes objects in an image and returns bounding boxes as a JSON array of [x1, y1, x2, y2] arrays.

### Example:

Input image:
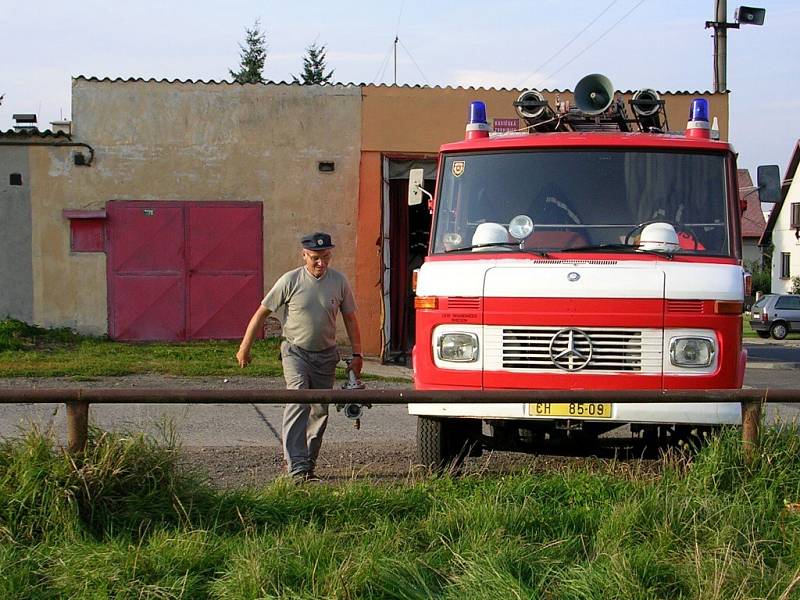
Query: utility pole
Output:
[[713, 0, 727, 92]]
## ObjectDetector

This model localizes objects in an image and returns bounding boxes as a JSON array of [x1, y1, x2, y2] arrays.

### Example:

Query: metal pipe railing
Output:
[[0, 387, 791, 462]]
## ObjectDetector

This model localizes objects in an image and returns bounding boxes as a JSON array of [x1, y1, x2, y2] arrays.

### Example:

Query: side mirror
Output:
[[757, 165, 781, 204], [408, 168, 425, 206]]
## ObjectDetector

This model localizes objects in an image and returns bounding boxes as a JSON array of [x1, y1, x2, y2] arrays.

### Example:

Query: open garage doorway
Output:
[[382, 157, 436, 363]]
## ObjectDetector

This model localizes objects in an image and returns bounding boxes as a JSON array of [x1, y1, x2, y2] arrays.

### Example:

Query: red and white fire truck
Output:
[[407, 74, 776, 468]]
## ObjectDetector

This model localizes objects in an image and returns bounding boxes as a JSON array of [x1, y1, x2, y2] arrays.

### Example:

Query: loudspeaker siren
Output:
[[573, 73, 615, 116], [735, 6, 766, 26]]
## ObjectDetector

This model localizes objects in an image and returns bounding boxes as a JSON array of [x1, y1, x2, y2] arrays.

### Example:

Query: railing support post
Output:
[[741, 400, 761, 465], [66, 399, 89, 454]]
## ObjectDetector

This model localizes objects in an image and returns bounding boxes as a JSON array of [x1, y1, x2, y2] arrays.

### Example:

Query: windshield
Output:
[[432, 150, 730, 256]]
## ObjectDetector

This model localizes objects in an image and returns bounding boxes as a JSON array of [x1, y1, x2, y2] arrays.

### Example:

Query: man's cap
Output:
[[301, 232, 335, 250]]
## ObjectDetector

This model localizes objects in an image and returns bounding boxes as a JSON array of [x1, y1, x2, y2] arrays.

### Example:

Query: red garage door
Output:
[[107, 201, 262, 341]]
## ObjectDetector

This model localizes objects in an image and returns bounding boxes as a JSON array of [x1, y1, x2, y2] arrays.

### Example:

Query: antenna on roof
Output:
[[394, 36, 398, 85]]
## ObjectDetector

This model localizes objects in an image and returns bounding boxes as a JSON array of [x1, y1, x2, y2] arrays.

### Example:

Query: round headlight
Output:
[[509, 215, 534, 240]]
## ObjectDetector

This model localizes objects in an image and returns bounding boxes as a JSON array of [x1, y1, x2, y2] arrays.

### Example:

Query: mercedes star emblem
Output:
[[567, 272, 580, 282], [549, 328, 593, 371]]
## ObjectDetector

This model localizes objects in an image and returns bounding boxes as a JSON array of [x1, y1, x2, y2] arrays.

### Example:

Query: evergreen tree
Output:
[[293, 42, 334, 85], [230, 20, 267, 84]]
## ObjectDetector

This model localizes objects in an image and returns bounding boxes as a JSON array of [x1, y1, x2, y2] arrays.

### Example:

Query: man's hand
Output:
[[349, 355, 363, 377], [236, 347, 251, 368], [237, 305, 271, 369]]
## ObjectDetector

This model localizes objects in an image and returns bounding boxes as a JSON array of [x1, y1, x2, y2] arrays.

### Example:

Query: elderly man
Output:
[[236, 232, 363, 481]]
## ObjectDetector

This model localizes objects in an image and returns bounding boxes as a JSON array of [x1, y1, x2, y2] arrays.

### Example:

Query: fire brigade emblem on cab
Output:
[[452, 160, 465, 177], [549, 328, 593, 371]]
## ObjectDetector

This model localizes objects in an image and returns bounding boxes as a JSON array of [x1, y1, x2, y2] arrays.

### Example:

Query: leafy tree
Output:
[[293, 42, 334, 85], [230, 20, 267, 84], [745, 259, 772, 296]]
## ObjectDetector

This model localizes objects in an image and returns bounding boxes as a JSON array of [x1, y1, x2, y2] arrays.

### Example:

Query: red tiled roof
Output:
[[738, 169, 767, 238]]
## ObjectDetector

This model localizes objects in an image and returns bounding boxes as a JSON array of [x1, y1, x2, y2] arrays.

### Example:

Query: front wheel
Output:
[[416, 417, 481, 473], [771, 322, 788, 340]]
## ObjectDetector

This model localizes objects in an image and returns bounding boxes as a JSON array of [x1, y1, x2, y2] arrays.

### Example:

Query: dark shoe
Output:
[[292, 471, 321, 484]]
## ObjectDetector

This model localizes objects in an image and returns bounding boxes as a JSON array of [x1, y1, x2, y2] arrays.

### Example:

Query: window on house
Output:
[[792, 203, 800, 228], [781, 252, 791, 279]]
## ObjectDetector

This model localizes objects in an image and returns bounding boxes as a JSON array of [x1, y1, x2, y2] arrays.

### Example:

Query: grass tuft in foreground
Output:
[[1, 425, 800, 598]]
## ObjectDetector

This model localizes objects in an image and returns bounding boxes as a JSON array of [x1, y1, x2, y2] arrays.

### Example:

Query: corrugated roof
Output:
[[72, 76, 721, 95], [739, 169, 767, 238], [0, 128, 70, 139]]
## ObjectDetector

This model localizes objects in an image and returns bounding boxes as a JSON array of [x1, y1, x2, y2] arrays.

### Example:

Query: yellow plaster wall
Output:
[[31, 79, 362, 333], [362, 85, 729, 154]]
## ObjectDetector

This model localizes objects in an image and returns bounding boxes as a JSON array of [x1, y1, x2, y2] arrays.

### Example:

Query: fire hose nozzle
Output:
[[339, 357, 368, 428], [342, 358, 365, 390], [340, 403, 365, 420]]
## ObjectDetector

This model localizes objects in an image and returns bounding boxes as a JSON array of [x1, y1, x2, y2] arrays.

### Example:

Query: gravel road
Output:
[[3, 372, 791, 487]]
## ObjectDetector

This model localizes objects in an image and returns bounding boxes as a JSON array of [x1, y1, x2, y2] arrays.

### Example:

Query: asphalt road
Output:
[[744, 339, 800, 364]]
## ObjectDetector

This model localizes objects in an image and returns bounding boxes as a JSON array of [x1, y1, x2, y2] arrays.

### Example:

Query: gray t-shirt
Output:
[[261, 266, 356, 351]]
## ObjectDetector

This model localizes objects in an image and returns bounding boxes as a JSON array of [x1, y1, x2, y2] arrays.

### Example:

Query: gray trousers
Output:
[[280, 341, 339, 475]]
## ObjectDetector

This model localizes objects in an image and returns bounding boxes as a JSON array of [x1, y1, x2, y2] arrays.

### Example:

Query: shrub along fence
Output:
[[0, 388, 787, 464]]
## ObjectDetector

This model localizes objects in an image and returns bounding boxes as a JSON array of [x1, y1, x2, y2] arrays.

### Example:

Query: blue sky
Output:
[[1, 0, 797, 176]]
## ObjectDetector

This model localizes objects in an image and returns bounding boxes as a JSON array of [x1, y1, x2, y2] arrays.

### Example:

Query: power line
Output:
[[539, 0, 648, 88], [518, 0, 619, 89], [395, 0, 405, 35], [398, 37, 430, 85], [373, 39, 396, 83]]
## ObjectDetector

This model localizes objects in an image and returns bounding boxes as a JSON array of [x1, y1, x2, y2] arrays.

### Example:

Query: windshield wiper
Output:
[[557, 243, 674, 260], [445, 242, 550, 257]]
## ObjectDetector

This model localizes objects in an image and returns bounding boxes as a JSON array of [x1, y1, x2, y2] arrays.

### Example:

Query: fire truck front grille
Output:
[[485, 326, 662, 374]]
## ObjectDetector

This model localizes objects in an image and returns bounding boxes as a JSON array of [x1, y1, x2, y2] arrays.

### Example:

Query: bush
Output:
[[744, 260, 772, 297], [0, 318, 82, 351]]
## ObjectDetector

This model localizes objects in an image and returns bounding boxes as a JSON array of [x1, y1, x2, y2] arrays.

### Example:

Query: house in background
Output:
[[759, 141, 800, 293], [738, 169, 767, 265]]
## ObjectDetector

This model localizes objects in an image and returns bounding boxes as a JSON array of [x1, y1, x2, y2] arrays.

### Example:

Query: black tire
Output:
[[416, 416, 480, 473], [756, 331, 770, 339], [771, 322, 788, 340]]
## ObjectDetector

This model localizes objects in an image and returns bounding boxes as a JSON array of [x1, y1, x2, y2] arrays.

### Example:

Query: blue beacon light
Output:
[[466, 100, 491, 140], [686, 98, 711, 139]]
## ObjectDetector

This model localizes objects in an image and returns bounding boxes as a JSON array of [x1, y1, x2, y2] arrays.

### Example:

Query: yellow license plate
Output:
[[528, 402, 612, 419]]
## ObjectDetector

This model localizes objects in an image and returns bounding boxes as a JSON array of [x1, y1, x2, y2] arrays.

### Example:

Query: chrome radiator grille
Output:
[[484, 326, 663, 374]]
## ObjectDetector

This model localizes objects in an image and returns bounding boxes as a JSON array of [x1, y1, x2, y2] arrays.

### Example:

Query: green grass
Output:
[[742, 318, 758, 339], [0, 318, 393, 380], [0, 318, 281, 377], [1, 426, 799, 599], [742, 315, 800, 340]]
